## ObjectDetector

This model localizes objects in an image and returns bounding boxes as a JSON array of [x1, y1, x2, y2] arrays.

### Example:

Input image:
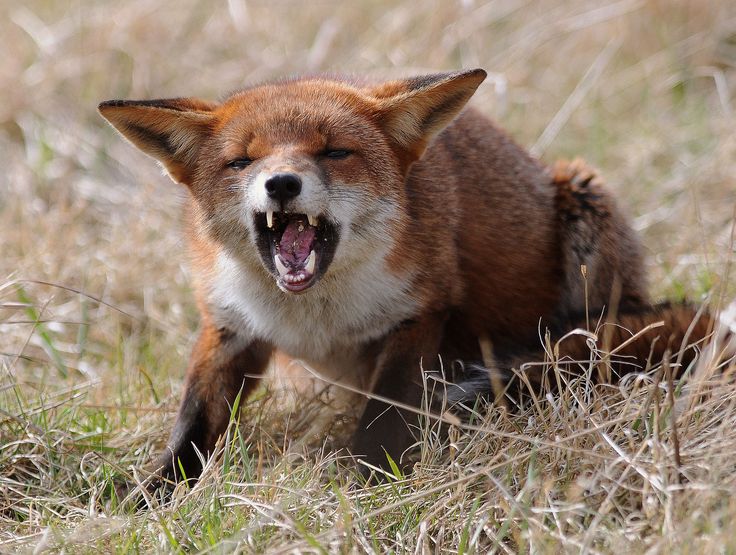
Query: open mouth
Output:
[[254, 211, 339, 293]]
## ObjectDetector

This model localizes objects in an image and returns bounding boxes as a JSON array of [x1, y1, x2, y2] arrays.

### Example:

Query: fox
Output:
[[98, 68, 729, 486]]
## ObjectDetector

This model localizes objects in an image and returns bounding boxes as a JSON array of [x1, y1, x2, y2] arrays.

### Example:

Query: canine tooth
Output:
[[305, 249, 316, 274], [266, 210, 274, 228], [308, 214, 318, 227], [274, 255, 289, 277]]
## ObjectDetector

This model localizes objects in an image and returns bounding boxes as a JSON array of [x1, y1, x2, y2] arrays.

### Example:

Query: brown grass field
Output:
[[2, 0, 736, 552]]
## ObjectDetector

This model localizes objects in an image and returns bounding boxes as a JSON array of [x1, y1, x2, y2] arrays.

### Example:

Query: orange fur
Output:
[[99, 69, 727, 485]]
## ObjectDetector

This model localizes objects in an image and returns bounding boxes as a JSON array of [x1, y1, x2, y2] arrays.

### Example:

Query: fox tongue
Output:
[[278, 217, 316, 268]]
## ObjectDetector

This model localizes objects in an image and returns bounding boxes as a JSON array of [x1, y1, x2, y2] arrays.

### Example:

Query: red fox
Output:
[[99, 69, 729, 485]]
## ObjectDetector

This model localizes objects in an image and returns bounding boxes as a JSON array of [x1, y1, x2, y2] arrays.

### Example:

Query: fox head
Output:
[[100, 69, 486, 294]]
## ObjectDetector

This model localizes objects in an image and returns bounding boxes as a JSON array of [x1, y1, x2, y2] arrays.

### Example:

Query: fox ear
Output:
[[370, 68, 486, 161], [98, 98, 218, 185]]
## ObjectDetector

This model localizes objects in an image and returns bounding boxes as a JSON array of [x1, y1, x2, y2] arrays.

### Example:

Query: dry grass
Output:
[[1, 0, 736, 552]]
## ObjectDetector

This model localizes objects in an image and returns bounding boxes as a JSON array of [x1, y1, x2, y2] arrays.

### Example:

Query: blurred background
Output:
[[1, 0, 735, 475]]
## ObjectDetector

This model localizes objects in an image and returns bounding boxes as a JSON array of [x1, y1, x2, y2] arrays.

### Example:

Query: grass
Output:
[[1, 0, 736, 552]]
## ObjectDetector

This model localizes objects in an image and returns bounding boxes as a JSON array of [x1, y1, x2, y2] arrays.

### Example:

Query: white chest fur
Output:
[[207, 249, 419, 367]]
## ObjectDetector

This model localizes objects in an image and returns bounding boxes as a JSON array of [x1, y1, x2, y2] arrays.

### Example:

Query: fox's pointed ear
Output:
[[98, 98, 218, 185], [370, 69, 486, 161]]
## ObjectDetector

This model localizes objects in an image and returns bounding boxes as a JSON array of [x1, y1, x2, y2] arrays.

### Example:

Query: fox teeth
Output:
[[266, 210, 274, 229], [305, 249, 316, 274], [307, 214, 318, 227], [274, 255, 289, 277]]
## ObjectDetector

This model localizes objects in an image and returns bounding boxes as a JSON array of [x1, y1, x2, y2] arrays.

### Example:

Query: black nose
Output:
[[265, 173, 302, 202]]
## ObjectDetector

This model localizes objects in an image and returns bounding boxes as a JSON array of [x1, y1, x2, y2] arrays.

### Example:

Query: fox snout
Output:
[[246, 165, 339, 294]]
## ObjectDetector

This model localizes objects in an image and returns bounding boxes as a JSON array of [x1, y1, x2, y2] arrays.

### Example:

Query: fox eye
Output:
[[324, 149, 351, 159], [226, 158, 253, 170]]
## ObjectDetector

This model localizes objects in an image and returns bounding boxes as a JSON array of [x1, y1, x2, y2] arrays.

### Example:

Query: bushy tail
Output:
[[447, 302, 735, 406]]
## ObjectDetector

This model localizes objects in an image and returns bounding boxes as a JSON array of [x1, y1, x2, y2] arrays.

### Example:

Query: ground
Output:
[[1, 1, 735, 552]]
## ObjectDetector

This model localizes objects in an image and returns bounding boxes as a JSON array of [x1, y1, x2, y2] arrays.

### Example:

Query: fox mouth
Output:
[[254, 211, 339, 293]]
